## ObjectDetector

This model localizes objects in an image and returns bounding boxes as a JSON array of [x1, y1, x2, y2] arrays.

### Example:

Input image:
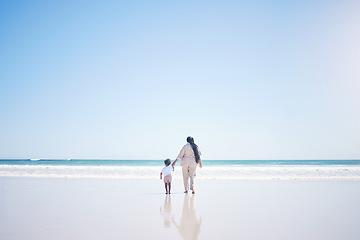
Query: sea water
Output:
[[0, 159, 359, 180]]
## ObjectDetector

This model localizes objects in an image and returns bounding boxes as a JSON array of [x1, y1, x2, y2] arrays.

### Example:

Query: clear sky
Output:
[[1, 0, 359, 160]]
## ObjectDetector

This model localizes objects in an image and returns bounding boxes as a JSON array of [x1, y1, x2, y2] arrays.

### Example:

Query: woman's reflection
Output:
[[172, 194, 202, 240]]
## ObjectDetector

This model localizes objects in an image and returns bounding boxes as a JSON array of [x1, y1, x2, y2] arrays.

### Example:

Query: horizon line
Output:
[[0, 158, 359, 161]]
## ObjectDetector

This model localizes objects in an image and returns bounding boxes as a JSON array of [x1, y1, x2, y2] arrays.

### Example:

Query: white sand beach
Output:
[[1, 177, 360, 240]]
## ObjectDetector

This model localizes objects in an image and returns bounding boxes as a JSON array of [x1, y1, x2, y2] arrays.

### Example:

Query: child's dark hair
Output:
[[164, 159, 171, 166]]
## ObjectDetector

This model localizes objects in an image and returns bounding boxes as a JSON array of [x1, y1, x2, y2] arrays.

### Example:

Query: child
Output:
[[160, 159, 173, 194]]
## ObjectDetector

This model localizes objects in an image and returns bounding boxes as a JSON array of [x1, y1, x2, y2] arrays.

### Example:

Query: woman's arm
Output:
[[172, 145, 186, 168], [171, 159, 178, 168], [198, 147, 202, 168]]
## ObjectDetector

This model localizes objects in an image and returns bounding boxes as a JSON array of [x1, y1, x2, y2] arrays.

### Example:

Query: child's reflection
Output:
[[172, 194, 202, 240], [160, 195, 172, 228]]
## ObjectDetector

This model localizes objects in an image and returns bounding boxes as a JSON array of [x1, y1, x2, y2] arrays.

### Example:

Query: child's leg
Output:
[[165, 183, 168, 194], [168, 182, 171, 194]]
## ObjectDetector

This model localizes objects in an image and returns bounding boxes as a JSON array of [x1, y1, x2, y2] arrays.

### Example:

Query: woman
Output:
[[172, 136, 203, 194]]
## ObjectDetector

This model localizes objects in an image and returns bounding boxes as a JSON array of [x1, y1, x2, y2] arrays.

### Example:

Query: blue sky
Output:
[[1, 0, 359, 160]]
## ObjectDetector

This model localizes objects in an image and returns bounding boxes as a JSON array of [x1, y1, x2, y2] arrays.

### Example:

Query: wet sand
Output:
[[1, 177, 360, 240]]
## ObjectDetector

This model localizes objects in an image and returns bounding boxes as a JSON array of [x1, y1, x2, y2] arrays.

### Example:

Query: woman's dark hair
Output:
[[187, 136, 200, 163]]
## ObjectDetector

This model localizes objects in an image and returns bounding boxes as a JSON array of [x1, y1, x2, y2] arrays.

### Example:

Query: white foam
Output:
[[1, 165, 360, 180]]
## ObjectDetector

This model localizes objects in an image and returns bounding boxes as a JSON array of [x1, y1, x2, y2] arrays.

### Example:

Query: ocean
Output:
[[1, 159, 360, 180]]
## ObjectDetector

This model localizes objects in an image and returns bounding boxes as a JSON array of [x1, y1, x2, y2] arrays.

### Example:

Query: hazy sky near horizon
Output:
[[1, 0, 359, 160]]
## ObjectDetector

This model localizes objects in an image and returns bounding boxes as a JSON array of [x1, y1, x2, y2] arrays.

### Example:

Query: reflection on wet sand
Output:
[[172, 194, 202, 240], [160, 195, 172, 228]]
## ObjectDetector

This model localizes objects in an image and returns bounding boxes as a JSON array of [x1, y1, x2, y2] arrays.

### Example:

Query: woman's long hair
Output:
[[187, 136, 200, 163]]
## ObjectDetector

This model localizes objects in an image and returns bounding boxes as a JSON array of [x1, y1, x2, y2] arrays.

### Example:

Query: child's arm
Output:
[[160, 172, 162, 180]]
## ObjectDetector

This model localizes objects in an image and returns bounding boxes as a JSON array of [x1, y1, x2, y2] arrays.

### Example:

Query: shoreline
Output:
[[1, 164, 360, 180]]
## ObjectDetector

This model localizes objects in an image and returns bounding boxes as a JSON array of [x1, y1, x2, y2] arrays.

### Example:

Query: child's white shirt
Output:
[[161, 165, 173, 177]]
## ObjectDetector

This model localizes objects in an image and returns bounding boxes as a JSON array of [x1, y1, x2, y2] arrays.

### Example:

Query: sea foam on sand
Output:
[[1, 165, 360, 180], [1, 177, 360, 240]]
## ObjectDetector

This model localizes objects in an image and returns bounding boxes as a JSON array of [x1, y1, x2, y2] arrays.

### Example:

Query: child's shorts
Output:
[[164, 174, 172, 183]]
